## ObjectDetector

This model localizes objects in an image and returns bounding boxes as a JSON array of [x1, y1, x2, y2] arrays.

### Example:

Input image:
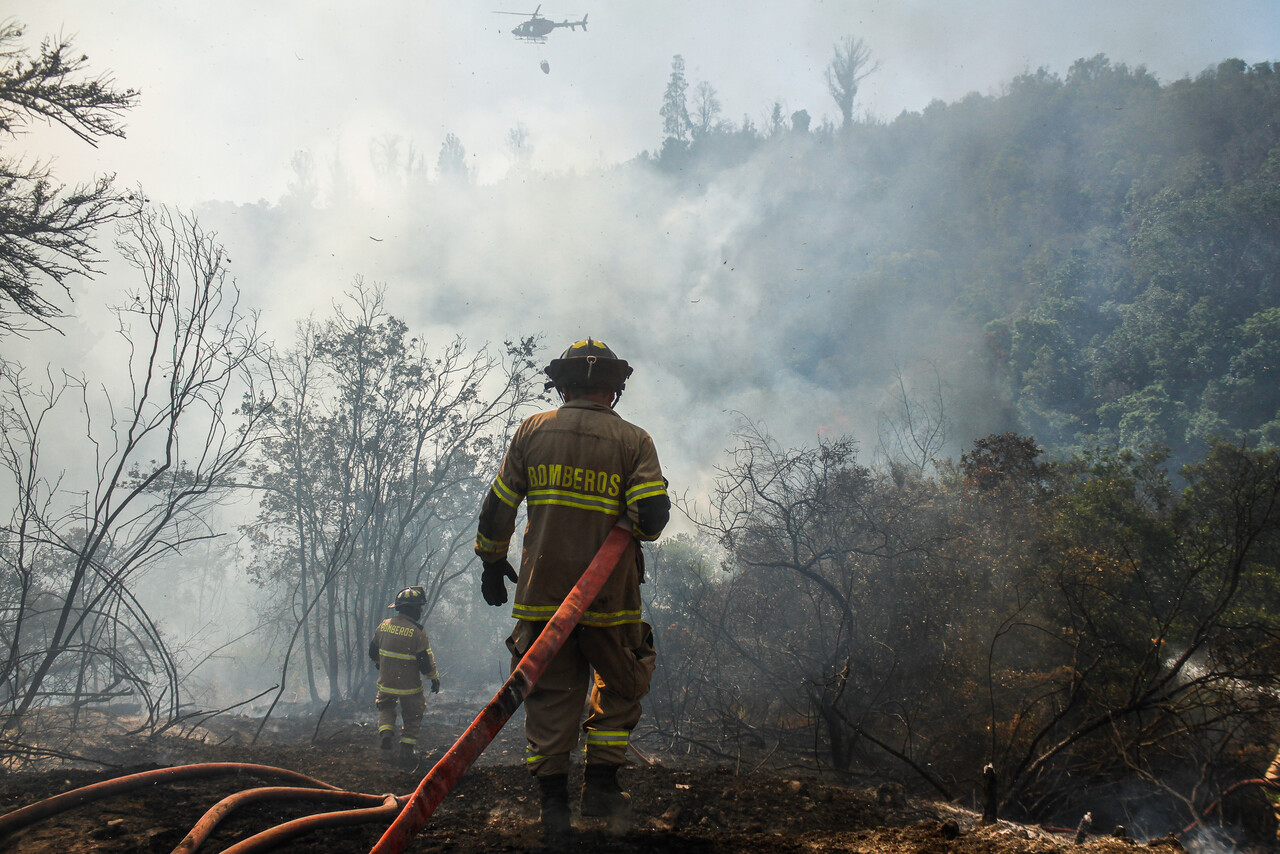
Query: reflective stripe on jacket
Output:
[[371, 614, 438, 692], [474, 399, 667, 626]]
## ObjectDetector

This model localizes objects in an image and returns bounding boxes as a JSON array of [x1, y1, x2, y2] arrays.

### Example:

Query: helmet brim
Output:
[[543, 357, 632, 392]]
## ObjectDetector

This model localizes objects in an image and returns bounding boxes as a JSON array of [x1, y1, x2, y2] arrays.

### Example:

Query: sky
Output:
[[13, 1, 1280, 205]]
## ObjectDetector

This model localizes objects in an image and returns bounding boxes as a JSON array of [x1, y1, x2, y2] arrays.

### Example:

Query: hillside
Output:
[[649, 56, 1280, 466]]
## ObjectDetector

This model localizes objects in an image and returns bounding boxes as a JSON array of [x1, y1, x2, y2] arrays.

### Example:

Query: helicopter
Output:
[[494, 6, 588, 44]]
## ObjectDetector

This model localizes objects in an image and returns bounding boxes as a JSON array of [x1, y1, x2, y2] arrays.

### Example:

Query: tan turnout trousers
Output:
[[508, 619, 656, 776], [376, 690, 426, 746]]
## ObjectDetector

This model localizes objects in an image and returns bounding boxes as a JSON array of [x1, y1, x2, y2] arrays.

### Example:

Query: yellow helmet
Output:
[[391, 585, 426, 612]]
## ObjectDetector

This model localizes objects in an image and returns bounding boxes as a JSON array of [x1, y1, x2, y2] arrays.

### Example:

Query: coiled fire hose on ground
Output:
[[174, 787, 398, 854], [0, 763, 341, 840], [218, 793, 403, 854], [0, 522, 635, 854]]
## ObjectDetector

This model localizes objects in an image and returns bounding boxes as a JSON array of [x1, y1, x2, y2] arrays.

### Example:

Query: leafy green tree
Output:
[[1009, 295, 1091, 425], [1194, 307, 1280, 446], [0, 21, 138, 333]]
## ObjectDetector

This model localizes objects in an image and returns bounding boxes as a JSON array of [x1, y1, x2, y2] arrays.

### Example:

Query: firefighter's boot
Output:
[[580, 763, 632, 830], [398, 743, 417, 770], [537, 773, 572, 842], [379, 732, 393, 762]]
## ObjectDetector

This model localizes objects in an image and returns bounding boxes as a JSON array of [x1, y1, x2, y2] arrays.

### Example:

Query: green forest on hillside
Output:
[[650, 55, 1280, 468]]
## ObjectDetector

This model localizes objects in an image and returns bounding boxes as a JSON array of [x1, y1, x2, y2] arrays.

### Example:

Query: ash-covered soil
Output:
[[0, 699, 1194, 853]]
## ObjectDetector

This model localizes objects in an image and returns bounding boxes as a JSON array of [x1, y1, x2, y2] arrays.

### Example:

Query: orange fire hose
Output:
[[0, 762, 340, 841], [369, 522, 635, 854], [217, 793, 402, 854], [171, 786, 389, 854]]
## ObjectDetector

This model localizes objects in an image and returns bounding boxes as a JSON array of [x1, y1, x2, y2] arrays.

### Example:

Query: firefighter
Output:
[[475, 337, 670, 838], [368, 585, 441, 767]]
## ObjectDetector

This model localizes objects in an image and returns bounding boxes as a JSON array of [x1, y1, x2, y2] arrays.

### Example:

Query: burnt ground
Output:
[[0, 699, 1202, 854]]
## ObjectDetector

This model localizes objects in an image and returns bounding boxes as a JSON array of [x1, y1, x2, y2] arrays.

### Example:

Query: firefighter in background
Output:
[[475, 338, 670, 837], [368, 585, 441, 767]]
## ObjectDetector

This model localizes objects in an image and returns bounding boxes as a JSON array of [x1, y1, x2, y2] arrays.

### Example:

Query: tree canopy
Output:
[[649, 55, 1280, 466], [0, 21, 137, 333]]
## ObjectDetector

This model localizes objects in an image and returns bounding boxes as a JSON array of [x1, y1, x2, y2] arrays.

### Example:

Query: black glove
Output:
[[482, 558, 518, 606], [431, 678, 441, 694]]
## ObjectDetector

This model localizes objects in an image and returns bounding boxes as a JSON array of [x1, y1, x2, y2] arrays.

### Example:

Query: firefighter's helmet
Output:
[[543, 338, 633, 395], [390, 585, 426, 613]]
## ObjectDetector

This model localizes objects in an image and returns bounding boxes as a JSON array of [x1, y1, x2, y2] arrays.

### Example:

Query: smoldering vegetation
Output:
[[4, 47, 1280, 849], [646, 430, 1280, 844]]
